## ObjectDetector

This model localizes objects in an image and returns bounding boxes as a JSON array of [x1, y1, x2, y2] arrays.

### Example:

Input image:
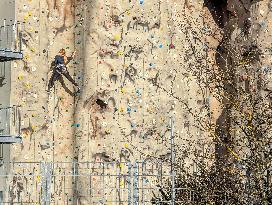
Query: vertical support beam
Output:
[[72, 161, 77, 205], [133, 162, 139, 205], [170, 117, 175, 205], [128, 162, 132, 205], [41, 162, 52, 205]]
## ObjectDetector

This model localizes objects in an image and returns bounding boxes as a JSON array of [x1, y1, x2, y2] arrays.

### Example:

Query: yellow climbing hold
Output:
[[24, 55, 30, 61], [121, 88, 125, 94], [117, 51, 124, 56], [24, 82, 32, 89], [18, 75, 23, 80], [113, 34, 121, 41], [30, 48, 35, 52], [36, 176, 40, 182], [126, 11, 131, 16], [28, 27, 34, 32], [28, 11, 33, 17], [120, 107, 124, 112], [124, 143, 129, 148], [119, 163, 123, 169], [23, 15, 29, 22], [31, 125, 37, 131]]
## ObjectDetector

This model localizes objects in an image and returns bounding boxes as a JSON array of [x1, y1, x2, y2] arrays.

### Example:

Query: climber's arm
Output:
[[65, 51, 76, 65]]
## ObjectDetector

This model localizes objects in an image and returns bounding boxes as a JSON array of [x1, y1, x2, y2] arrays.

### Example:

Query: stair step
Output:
[[0, 136, 22, 144], [0, 49, 23, 62]]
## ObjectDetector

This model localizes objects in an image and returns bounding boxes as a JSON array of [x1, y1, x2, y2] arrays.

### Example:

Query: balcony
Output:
[[0, 21, 23, 62], [0, 106, 22, 144]]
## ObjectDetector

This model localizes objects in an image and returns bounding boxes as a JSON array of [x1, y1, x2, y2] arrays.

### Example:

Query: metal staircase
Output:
[[0, 106, 22, 144], [0, 20, 24, 144], [0, 21, 23, 61]]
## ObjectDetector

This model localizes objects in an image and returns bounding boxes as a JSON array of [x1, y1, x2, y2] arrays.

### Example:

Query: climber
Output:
[[47, 48, 80, 93]]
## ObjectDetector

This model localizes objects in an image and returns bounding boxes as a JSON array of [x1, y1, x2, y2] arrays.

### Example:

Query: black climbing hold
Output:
[[96, 99, 107, 109]]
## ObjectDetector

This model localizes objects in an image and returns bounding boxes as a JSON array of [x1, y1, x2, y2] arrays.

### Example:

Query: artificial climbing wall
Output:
[[73, 0, 216, 164], [8, 0, 219, 204]]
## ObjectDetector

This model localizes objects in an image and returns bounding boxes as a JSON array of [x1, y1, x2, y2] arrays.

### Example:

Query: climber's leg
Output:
[[48, 71, 61, 91], [62, 70, 78, 87]]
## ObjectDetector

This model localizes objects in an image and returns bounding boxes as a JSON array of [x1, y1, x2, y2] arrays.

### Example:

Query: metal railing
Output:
[[0, 161, 178, 205]]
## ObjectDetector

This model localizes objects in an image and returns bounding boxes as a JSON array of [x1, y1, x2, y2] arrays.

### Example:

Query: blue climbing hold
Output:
[[127, 107, 132, 113]]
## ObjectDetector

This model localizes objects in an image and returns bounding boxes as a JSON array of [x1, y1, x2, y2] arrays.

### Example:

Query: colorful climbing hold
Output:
[[117, 51, 124, 56], [105, 129, 111, 135], [24, 82, 32, 89], [127, 107, 132, 113], [169, 43, 175, 49], [18, 75, 23, 80], [136, 89, 141, 96], [131, 122, 136, 128], [121, 88, 126, 94], [24, 15, 29, 22], [71, 123, 80, 127], [113, 34, 121, 41]]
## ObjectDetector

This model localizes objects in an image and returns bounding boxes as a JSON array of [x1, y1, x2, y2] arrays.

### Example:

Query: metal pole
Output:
[[128, 162, 132, 205], [170, 117, 175, 205], [133, 162, 139, 205]]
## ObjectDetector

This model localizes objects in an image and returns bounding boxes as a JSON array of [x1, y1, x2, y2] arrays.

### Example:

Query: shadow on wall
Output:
[[73, 0, 95, 204], [206, 0, 263, 203], [203, 0, 228, 28]]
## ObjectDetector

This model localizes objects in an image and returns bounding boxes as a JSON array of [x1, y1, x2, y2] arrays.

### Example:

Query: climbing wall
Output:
[[7, 0, 218, 204], [11, 0, 77, 161], [73, 0, 216, 203], [9, 0, 76, 203], [73, 0, 215, 161]]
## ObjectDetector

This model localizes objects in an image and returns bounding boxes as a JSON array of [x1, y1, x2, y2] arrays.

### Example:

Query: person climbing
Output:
[[47, 48, 80, 93]]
